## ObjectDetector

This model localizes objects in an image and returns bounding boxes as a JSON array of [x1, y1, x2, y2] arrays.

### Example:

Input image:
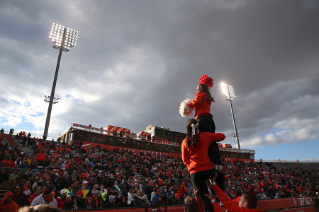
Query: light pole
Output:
[[221, 82, 240, 150], [43, 22, 79, 141]]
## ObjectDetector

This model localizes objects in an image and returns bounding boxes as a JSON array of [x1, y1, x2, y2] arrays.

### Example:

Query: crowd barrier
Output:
[[64, 197, 317, 212], [64, 206, 317, 212], [0, 165, 189, 183], [64, 205, 184, 212], [1, 167, 43, 175]]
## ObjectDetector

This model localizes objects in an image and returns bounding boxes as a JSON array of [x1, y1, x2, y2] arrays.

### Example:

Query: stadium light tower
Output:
[[221, 82, 240, 150], [43, 22, 79, 141]]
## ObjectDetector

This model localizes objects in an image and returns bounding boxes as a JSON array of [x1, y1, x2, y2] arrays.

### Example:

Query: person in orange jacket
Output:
[[1, 155, 16, 168], [205, 174, 264, 212], [35, 150, 46, 167], [182, 119, 225, 212], [177, 184, 185, 199], [0, 191, 19, 212], [182, 182, 188, 193]]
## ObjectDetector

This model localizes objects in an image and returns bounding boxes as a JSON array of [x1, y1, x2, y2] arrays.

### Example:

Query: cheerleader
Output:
[[182, 118, 225, 212], [186, 75, 222, 170]]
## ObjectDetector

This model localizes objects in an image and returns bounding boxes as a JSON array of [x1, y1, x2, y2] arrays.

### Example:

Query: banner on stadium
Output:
[[292, 197, 314, 207]]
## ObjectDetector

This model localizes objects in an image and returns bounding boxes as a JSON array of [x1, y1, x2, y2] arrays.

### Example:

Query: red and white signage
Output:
[[137, 131, 151, 137], [106, 125, 130, 134], [223, 144, 232, 148]]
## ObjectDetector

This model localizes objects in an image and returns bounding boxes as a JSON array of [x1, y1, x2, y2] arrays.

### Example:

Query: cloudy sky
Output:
[[1, 0, 319, 161]]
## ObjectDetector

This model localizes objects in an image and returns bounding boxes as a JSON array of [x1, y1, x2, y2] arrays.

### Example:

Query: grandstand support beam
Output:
[[43, 28, 66, 141]]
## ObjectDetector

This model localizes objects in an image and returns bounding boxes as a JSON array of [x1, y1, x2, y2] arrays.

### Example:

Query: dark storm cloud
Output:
[[1, 0, 319, 150]]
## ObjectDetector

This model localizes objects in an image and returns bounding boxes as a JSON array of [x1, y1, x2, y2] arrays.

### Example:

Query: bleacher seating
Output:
[[0, 132, 318, 211]]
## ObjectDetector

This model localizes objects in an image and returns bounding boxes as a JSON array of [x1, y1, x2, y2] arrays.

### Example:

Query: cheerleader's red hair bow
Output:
[[199, 74, 214, 88]]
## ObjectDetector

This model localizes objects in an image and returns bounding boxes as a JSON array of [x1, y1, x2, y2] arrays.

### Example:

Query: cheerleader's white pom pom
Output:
[[179, 98, 194, 117]]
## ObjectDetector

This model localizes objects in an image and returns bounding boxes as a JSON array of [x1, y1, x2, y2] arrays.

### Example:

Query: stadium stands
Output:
[[0, 131, 318, 211]]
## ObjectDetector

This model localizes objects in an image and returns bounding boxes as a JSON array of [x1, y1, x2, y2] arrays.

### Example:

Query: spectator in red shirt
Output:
[[35, 150, 46, 167], [28, 186, 43, 204], [56, 189, 68, 209], [177, 184, 185, 199]]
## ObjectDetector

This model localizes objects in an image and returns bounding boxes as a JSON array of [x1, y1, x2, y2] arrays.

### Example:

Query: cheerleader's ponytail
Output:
[[185, 119, 199, 148]]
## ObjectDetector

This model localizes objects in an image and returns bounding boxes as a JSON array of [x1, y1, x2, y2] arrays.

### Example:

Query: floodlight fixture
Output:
[[221, 82, 235, 101], [49, 22, 79, 52], [221, 82, 240, 150], [43, 22, 79, 141]]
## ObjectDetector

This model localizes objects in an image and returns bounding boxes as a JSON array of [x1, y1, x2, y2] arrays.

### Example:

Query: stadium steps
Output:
[[274, 163, 303, 173], [272, 162, 314, 173], [2, 134, 19, 148], [12, 137, 20, 145], [0, 190, 7, 200], [306, 163, 319, 170], [20, 144, 33, 154], [10, 137, 33, 154]]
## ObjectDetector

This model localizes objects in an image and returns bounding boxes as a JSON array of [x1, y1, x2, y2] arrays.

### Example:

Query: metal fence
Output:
[[0, 167, 45, 175]]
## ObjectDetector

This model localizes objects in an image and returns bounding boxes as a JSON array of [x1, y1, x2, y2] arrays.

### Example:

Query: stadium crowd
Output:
[[0, 131, 319, 211]]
